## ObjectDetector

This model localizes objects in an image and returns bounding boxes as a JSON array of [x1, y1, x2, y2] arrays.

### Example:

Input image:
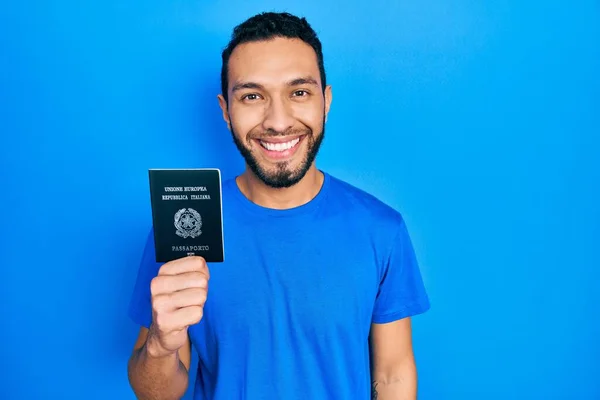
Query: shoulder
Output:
[[222, 176, 237, 194], [221, 176, 242, 207], [325, 173, 406, 234]]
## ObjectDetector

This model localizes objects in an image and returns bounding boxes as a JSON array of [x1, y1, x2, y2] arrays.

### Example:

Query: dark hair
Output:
[[220, 12, 326, 104]]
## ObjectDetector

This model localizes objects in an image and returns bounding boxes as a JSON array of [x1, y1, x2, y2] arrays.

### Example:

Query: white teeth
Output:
[[260, 137, 300, 152]]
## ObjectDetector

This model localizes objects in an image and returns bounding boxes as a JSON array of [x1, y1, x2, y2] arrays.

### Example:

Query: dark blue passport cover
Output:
[[148, 168, 224, 263]]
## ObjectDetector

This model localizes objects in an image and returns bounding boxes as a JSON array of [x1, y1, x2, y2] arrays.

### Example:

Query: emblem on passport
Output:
[[148, 169, 224, 263], [174, 208, 202, 238]]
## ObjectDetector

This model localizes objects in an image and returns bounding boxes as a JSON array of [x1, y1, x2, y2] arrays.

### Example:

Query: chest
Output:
[[196, 218, 381, 340]]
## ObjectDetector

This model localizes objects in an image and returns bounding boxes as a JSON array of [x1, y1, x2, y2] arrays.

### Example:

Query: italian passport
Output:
[[148, 168, 224, 263]]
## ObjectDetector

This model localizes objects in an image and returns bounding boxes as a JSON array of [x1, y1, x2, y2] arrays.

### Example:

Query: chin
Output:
[[252, 161, 310, 189], [230, 122, 325, 189]]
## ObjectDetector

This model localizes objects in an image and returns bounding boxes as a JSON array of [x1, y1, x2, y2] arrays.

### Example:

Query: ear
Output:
[[217, 94, 231, 130], [324, 85, 333, 122]]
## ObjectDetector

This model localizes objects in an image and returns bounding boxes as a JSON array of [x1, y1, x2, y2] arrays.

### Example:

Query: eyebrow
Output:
[[231, 76, 320, 93], [231, 82, 264, 93], [287, 76, 319, 87]]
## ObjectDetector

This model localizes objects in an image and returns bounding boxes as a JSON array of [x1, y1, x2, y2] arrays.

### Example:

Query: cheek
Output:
[[295, 105, 324, 130], [229, 105, 264, 135]]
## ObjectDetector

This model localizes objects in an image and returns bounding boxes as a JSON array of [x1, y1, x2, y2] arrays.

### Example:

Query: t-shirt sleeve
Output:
[[128, 228, 163, 329], [372, 216, 431, 324]]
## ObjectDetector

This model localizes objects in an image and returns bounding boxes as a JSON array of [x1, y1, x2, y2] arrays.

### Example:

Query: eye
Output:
[[241, 93, 262, 101], [292, 90, 309, 97]]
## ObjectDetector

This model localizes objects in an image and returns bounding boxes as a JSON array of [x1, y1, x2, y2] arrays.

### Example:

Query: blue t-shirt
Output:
[[128, 171, 430, 399]]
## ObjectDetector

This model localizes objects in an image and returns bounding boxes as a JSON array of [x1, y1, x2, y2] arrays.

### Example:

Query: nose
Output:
[[262, 96, 295, 134]]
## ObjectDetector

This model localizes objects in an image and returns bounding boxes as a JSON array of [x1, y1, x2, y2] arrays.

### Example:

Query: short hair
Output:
[[220, 12, 326, 103]]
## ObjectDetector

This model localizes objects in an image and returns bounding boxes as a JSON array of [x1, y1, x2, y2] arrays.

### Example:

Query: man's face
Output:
[[218, 37, 332, 188]]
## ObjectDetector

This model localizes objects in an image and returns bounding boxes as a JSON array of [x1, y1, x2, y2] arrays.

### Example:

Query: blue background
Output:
[[1, 1, 598, 399]]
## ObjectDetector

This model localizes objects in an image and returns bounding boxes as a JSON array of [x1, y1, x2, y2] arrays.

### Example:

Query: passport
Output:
[[148, 168, 224, 263]]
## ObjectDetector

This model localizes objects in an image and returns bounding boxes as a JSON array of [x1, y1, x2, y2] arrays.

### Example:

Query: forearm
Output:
[[371, 361, 417, 400], [127, 341, 189, 400]]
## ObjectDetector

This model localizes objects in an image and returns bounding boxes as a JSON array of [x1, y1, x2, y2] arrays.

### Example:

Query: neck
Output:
[[236, 165, 324, 210]]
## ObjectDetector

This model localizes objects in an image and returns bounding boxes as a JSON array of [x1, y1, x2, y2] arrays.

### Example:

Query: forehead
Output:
[[227, 37, 321, 89]]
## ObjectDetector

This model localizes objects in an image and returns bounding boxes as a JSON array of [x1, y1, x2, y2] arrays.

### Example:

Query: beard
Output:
[[230, 118, 325, 189]]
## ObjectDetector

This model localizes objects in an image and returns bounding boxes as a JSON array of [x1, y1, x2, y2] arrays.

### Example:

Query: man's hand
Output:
[[146, 256, 210, 358]]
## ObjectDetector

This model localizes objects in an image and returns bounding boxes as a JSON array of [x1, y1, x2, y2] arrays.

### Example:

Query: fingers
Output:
[[150, 256, 210, 340], [173, 305, 204, 327], [153, 288, 208, 313], [151, 271, 208, 295], [155, 306, 204, 333], [158, 256, 210, 279]]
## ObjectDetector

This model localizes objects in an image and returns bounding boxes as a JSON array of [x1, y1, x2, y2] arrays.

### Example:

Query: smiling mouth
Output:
[[253, 134, 307, 160], [258, 136, 302, 152]]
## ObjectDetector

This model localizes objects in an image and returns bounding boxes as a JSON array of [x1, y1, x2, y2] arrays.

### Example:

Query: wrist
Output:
[[144, 332, 177, 360]]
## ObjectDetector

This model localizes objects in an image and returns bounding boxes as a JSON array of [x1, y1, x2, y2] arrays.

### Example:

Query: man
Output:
[[127, 11, 430, 400]]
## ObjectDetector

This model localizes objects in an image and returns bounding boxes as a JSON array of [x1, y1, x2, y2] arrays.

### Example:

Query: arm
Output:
[[126, 235, 207, 399], [127, 326, 191, 400], [369, 317, 417, 400]]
